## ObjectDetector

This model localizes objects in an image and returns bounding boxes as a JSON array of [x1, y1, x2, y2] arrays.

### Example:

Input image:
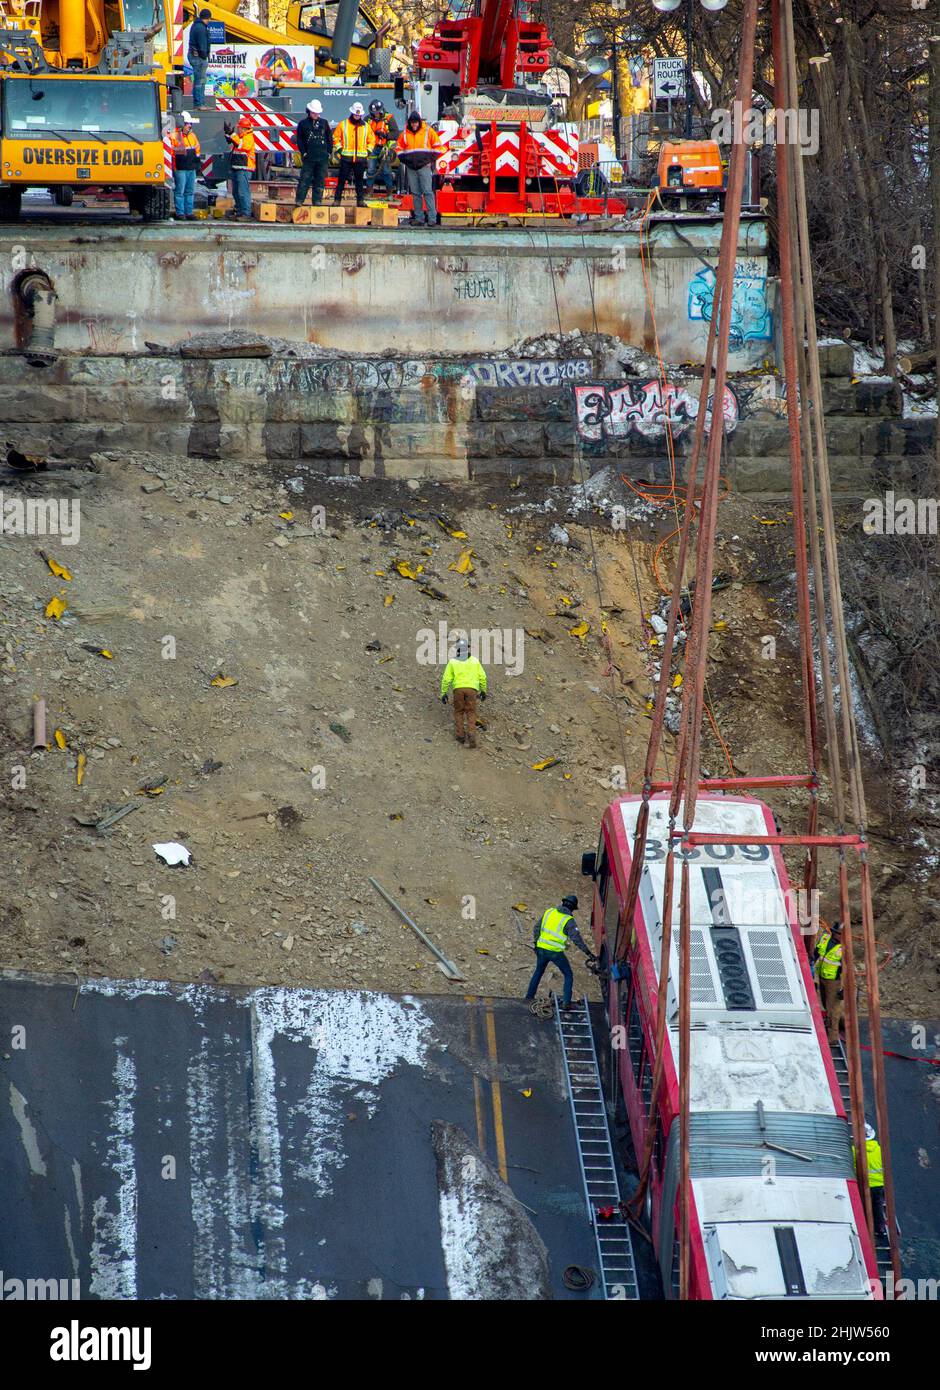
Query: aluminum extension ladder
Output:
[[555, 995, 639, 1300], [829, 1038, 895, 1285]]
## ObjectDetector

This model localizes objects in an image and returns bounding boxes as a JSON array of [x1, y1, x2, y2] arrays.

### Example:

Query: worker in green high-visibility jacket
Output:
[[854, 1122, 888, 1239], [814, 919, 844, 1042], [440, 637, 487, 748], [524, 895, 596, 1009]]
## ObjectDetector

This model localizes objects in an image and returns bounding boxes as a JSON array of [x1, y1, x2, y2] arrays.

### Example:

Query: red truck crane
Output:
[[415, 1, 623, 218]]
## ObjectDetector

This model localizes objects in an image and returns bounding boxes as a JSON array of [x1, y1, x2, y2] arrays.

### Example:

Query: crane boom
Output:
[[414, 0, 551, 94]]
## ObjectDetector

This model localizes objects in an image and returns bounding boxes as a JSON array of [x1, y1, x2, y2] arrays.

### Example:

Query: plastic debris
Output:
[[45, 596, 66, 620], [42, 553, 72, 581], [210, 675, 238, 688], [153, 841, 192, 867], [531, 757, 561, 771]]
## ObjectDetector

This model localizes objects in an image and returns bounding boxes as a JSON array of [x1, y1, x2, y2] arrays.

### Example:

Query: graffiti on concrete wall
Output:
[[688, 256, 773, 347], [575, 379, 739, 442], [468, 359, 591, 388], [245, 357, 593, 395], [454, 275, 499, 301]]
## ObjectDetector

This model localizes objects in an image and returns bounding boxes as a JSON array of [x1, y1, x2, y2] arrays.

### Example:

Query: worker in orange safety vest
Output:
[[169, 111, 201, 220], [225, 114, 256, 219], [396, 110, 442, 226]]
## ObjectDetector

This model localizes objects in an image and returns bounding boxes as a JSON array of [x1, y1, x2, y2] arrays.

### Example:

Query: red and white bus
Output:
[[582, 792, 882, 1300]]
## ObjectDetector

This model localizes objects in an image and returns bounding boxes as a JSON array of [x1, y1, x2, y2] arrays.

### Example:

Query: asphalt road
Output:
[[0, 973, 601, 1300]]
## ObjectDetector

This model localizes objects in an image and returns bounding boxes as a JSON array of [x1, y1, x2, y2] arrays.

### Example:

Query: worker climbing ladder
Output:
[[829, 1038, 895, 1287], [555, 995, 639, 1300]]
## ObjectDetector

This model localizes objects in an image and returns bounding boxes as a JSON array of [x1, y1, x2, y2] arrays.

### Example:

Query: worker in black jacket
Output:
[[187, 8, 213, 108], [294, 98, 333, 207]]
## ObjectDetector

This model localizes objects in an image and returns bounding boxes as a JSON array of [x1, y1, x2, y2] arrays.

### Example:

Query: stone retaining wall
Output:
[[3, 341, 933, 495]]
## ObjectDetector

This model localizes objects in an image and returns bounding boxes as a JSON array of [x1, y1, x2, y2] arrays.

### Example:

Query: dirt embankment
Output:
[[1, 454, 936, 1014]]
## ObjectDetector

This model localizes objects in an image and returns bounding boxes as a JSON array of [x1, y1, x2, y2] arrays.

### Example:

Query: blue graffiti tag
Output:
[[688, 264, 772, 348]]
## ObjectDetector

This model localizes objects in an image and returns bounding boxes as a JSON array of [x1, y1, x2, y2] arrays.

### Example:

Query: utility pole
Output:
[[684, 0, 694, 138]]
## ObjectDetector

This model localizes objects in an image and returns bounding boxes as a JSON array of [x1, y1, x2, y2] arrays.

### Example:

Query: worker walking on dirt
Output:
[[295, 99, 333, 207], [815, 919, 844, 1042], [525, 895, 596, 1010], [169, 112, 201, 221], [332, 102, 375, 208], [440, 638, 486, 747]]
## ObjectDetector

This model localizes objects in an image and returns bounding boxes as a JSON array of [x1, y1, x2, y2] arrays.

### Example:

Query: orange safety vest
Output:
[[333, 119, 375, 159], [229, 129, 256, 173], [396, 123, 442, 154], [170, 128, 201, 168]]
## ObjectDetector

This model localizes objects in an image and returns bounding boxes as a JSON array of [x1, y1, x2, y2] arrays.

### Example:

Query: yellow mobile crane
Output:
[[0, 0, 168, 219], [134, 0, 383, 91]]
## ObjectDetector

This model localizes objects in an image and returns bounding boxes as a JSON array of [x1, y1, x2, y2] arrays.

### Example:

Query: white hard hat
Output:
[[179, 110, 198, 124], [350, 101, 365, 115], [306, 99, 323, 114], [865, 1122, 876, 1141]]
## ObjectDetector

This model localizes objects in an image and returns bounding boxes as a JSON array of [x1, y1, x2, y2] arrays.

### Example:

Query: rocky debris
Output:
[[180, 331, 274, 359], [432, 1120, 552, 1300]]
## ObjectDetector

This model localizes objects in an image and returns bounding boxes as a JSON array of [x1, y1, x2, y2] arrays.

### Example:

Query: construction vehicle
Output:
[[414, 0, 622, 218], [138, 0, 407, 187], [0, 2, 168, 220], [655, 138, 724, 209], [143, 0, 385, 98]]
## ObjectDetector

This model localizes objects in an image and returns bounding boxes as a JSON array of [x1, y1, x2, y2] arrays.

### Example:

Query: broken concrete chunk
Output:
[[432, 1121, 552, 1300]]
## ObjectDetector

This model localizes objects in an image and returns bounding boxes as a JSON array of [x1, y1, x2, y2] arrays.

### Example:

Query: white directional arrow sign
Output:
[[653, 56, 686, 100]]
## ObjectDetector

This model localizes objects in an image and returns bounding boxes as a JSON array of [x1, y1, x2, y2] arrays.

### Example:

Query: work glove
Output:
[[479, 691, 487, 702], [441, 694, 448, 704], [223, 121, 235, 135]]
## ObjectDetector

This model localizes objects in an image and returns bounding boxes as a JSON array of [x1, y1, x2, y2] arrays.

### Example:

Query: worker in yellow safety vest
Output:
[[440, 636, 487, 748], [525, 895, 596, 1009], [332, 102, 376, 208], [814, 919, 844, 1042], [855, 1122, 888, 1238]]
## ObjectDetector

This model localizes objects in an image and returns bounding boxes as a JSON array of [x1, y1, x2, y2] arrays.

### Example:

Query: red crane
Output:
[[414, 2, 624, 219], [414, 0, 552, 94]]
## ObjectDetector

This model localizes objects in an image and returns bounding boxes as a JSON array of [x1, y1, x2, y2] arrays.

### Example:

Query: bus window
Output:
[[597, 840, 610, 903], [627, 990, 643, 1085], [653, 1120, 664, 1177], [604, 879, 620, 948]]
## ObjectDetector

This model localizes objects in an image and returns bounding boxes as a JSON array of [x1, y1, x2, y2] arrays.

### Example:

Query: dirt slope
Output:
[[1, 452, 936, 1013]]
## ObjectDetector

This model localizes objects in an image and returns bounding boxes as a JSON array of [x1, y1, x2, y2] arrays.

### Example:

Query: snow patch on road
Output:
[[249, 989, 434, 1199], [89, 1042, 138, 1299]]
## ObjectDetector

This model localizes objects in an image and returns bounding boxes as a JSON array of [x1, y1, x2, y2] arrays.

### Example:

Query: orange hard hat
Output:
[[237, 115, 252, 129]]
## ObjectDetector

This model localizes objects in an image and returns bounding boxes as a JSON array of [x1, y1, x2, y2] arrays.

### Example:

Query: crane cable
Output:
[[636, 188, 736, 774]]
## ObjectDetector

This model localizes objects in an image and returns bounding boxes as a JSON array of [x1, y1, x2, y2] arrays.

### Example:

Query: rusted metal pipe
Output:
[[16, 270, 57, 367], [32, 698, 46, 750]]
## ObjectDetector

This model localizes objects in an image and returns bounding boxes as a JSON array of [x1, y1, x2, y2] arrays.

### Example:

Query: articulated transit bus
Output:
[[583, 793, 881, 1300]]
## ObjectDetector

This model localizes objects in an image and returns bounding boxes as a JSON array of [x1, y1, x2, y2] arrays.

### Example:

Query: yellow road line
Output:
[[484, 1002, 509, 1183]]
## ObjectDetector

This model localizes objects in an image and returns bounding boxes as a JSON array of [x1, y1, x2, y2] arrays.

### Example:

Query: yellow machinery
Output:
[[0, 0, 167, 219], [138, 0, 382, 90]]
